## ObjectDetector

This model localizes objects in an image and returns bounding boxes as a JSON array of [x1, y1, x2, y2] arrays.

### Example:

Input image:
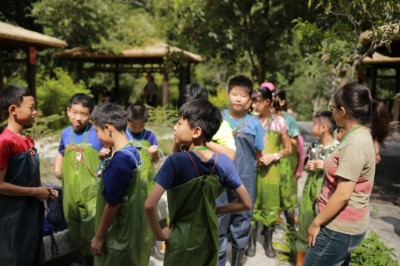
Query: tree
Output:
[[166, 0, 313, 84], [32, 0, 159, 53], [294, 0, 400, 82]]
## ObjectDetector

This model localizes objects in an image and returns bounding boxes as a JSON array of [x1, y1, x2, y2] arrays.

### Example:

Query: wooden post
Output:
[[162, 68, 169, 108], [0, 48, 4, 121], [114, 61, 120, 103], [26, 46, 36, 98], [371, 67, 377, 98]]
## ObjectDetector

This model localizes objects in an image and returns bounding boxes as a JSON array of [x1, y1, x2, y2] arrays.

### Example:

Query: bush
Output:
[[36, 68, 91, 116], [351, 231, 398, 266]]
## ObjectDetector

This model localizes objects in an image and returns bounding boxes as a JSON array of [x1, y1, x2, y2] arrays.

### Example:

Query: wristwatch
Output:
[[274, 153, 280, 161]]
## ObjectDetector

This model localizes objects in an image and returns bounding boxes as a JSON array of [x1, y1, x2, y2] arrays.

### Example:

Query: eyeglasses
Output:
[[329, 104, 338, 111]]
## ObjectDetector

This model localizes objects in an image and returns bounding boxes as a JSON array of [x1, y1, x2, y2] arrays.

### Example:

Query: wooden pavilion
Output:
[[55, 43, 203, 107], [0, 21, 67, 96]]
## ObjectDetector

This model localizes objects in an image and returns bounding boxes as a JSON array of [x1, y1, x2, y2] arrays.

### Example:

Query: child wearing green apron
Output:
[[54, 94, 103, 264], [126, 103, 159, 261], [295, 111, 338, 266], [90, 102, 146, 266], [145, 99, 252, 266], [250, 86, 291, 258]]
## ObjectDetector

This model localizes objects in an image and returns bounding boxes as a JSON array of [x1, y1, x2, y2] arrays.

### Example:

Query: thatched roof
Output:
[[0, 21, 67, 48], [361, 51, 400, 65], [55, 42, 203, 62], [359, 24, 400, 45]]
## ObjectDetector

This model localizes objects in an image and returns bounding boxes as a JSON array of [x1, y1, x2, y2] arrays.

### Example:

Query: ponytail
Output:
[[371, 100, 390, 146]]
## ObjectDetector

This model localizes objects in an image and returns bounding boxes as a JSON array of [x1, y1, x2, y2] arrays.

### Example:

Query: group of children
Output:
[[0, 77, 371, 266]]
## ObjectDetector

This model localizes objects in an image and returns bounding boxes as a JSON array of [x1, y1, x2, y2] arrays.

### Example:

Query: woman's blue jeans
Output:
[[304, 226, 365, 266]]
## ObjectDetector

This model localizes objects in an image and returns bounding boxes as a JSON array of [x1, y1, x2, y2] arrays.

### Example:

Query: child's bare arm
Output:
[[0, 169, 51, 201], [145, 183, 170, 241], [206, 141, 236, 161], [215, 185, 252, 215], [91, 203, 121, 256], [54, 153, 63, 179]]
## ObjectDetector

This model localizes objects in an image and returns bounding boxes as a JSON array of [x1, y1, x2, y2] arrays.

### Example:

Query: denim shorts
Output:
[[303, 226, 365, 266]]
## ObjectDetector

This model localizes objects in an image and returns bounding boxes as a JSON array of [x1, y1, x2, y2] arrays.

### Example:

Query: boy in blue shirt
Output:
[[218, 75, 265, 265], [126, 103, 159, 260], [90, 103, 145, 266], [145, 99, 252, 266], [54, 93, 103, 265]]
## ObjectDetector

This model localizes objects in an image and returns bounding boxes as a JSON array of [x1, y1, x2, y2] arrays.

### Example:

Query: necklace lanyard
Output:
[[339, 125, 364, 146], [191, 146, 209, 151], [70, 124, 89, 145], [128, 129, 146, 141], [225, 110, 248, 135]]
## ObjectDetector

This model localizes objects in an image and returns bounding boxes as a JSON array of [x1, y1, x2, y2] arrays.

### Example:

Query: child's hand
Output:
[[314, 160, 324, 169], [306, 160, 315, 171], [99, 147, 112, 160], [260, 154, 275, 166], [148, 145, 159, 154], [49, 188, 59, 200], [34, 187, 52, 201], [160, 225, 172, 241], [91, 236, 104, 256]]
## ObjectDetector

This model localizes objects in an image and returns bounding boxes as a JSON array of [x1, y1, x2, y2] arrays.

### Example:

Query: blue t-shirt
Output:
[[101, 145, 141, 205], [126, 128, 158, 145], [283, 112, 300, 138], [58, 124, 103, 156], [222, 109, 264, 151], [155, 151, 242, 190]]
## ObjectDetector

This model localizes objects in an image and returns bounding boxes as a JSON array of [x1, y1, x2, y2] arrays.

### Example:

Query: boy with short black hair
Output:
[[145, 99, 252, 266], [54, 93, 103, 264], [295, 111, 338, 266], [90, 103, 148, 266], [0, 85, 57, 265], [218, 75, 265, 265]]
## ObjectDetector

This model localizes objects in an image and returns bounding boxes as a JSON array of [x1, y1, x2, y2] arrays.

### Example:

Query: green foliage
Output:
[[209, 87, 229, 109], [36, 68, 91, 116], [274, 228, 297, 263], [294, 0, 400, 80], [147, 105, 177, 127], [32, 0, 159, 52], [24, 113, 64, 140], [350, 231, 398, 266]]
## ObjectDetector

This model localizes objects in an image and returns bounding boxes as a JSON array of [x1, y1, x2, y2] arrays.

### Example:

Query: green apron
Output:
[[253, 131, 281, 227], [62, 144, 99, 255], [0, 147, 44, 266], [129, 139, 156, 193], [164, 154, 224, 266], [295, 169, 323, 252], [94, 149, 152, 266], [296, 141, 338, 252], [279, 150, 297, 212]]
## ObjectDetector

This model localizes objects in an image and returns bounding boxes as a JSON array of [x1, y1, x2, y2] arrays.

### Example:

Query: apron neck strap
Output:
[[186, 152, 218, 177]]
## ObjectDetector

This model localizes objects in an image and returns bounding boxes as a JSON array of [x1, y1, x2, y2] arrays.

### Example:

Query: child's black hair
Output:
[[178, 99, 222, 143], [256, 86, 273, 101], [68, 93, 95, 113], [274, 89, 287, 111], [228, 75, 253, 96], [177, 83, 208, 109], [1, 85, 33, 116], [127, 103, 149, 122], [314, 111, 337, 134], [91, 103, 127, 132]]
